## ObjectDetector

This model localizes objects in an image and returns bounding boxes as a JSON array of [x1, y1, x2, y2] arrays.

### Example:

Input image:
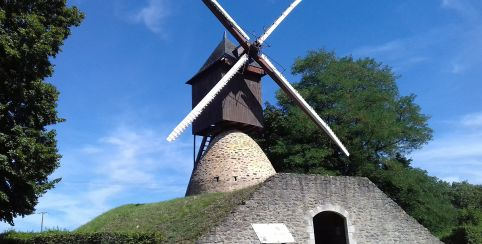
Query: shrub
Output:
[[443, 225, 482, 244], [0, 231, 163, 244]]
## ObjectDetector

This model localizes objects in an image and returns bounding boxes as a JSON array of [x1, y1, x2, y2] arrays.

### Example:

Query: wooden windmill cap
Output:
[[186, 34, 264, 85]]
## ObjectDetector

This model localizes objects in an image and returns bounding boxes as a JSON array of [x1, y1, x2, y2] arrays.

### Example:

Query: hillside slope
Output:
[[76, 186, 258, 243]]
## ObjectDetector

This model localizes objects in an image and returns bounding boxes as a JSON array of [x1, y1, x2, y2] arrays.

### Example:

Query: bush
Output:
[[443, 225, 482, 244], [0, 231, 163, 244]]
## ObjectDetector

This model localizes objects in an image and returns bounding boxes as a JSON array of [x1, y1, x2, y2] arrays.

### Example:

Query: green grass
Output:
[[76, 186, 258, 243]]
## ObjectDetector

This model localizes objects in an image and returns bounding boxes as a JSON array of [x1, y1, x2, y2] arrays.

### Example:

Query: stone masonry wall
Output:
[[198, 173, 442, 244], [186, 131, 276, 196]]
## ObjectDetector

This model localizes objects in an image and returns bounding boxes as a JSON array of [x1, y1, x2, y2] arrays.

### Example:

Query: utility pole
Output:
[[38, 212, 47, 232]]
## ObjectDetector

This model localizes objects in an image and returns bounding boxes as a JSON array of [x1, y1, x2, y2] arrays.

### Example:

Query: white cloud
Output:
[[132, 0, 170, 36], [450, 62, 467, 74], [81, 145, 102, 154], [461, 112, 482, 127], [0, 124, 192, 232], [94, 127, 192, 187], [41, 185, 123, 230], [438, 1, 482, 73], [354, 1, 482, 74], [413, 134, 482, 162], [411, 112, 482, 185], [441, 0, 481, 21], [354, 40, 403, 55], [442, 175, 463, 183], [447, 27, 482, 74], [0, 185, 124, 231], [352, 33, 431, 72]]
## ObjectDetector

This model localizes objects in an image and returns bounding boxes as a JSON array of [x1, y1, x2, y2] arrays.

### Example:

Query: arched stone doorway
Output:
[[306, 204, 356, 244], [313, 211, 347, 244]]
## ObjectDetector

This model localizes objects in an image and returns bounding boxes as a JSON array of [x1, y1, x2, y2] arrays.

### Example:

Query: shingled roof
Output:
[[198, 32, 238, 73], [187, 33, 261, 84]]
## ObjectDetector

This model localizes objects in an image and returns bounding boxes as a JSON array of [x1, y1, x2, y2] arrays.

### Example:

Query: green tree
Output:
[[0, 1, 83, 225], [443, 182, 482, 243], [361, 160, 456, 236], [450, 182, 482, 210], [257, 49, 456, 235], [259, 50, 432, 174]]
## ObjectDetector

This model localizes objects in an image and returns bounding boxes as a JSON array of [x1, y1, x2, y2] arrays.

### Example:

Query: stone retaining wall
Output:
[[198, 173, 442, 244]]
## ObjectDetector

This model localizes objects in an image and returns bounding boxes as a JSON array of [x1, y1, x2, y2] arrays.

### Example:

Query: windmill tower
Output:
[[167, 0, 350, 196], [184, 34, 275, 196]]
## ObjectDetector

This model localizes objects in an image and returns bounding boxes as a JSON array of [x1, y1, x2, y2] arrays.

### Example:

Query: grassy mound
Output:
[[76, 186, 258, 243]]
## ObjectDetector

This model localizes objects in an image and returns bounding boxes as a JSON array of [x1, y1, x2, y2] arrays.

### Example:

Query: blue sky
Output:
[[2, 0, 482, 232]]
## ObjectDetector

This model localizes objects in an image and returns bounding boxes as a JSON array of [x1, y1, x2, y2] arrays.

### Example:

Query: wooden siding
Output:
[[191, 62, 263, 136], [191, 65, 224, 135], [221, 71, 263, 127]]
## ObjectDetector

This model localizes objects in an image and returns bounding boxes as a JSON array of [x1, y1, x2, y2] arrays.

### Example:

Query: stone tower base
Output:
[[186, 130, 276, 196]]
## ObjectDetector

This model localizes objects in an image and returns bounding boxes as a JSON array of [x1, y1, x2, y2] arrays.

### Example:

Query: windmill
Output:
[[167, 0, 350, 195]]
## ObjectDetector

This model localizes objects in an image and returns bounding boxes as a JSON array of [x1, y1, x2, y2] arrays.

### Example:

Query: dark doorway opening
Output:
[[313, 211, 348, 244]]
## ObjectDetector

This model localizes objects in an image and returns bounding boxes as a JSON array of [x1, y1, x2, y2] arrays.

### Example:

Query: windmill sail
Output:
[[256, 54, 350, 156], [202, 0, 250, 46], [256, 0, 302, 46], [166, 54, 249, 142], [169, 0, 350, 156]]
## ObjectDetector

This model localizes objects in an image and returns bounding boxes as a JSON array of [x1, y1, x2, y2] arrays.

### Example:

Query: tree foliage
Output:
[[443, 182, 482, 243], [256, 49, 467, 236], [259, 50, 432, 174], [361, 161, 457, 236], [0, 1, 83, 225]]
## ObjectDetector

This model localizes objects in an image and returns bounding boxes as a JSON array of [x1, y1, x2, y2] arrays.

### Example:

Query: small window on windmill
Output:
[[234, 176, 238, 181], [214, 176, 219, 182]]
